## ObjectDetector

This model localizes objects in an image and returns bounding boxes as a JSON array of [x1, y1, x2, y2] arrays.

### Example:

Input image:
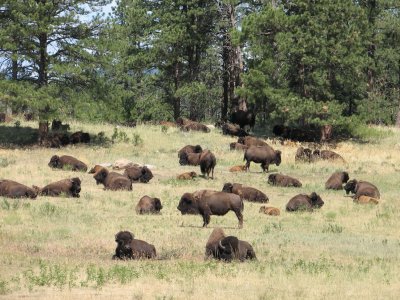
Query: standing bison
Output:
[[344, 179, 380, 199], [205, 228, 256, 261], [268, 173, 302, 187], [0, 180, 37, 199], [34, 178, 81, 198], [123, 165, 153, 183], [244, 145, 281, 172], [230, 110, 256, 129], [286, 192, 324, 212], [48, 155, 88, 172], [177, 191, 244, 228], [136, 195, 163, 214], [112, 231, 156, 260], [222, 182, 268, 203], [93, 168, 132, 191], [325, 171, 349, 190], [199, 150, 216, 179]]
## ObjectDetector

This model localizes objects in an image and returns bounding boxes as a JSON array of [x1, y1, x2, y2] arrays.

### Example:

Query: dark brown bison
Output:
[[295, 147, 313, 163], [42, 133, 70, 148], [229, 165, 246, 172], [51, 119, 70, 131], [177, 191, 244, 228], [313, 150, 344, 162], [0, 180, 37, 199], [204, 228, 256, 261], [136, 195, 162, 214], [344, 179, 380, 199], [182, 122, 210, 133], [88, 165, 104, 174], [34, 178, 81, 198], [221, 123, 248, 137], [230, 110, 256, 129], [238, 136, 268, 147], [222, 183, 268, 203], [199, 150, 216, 179], [268, 173, 302, 187], [112, 231, 156, 260], [272, 124, 319, 142], [48, 155, 88, 172], [93, 167, 132, 191], [325, 171, 349, 190], [178, 145, 203, 163], [286, 192, 324, 212], [177, 171, 197, 180], [70, 131, 90, 144], [259, 206, 280, 216], [229, 142, 249, 151], [179, 152, 202, 166], [244, 145, 281, 172], [123, 165, 153, 183]]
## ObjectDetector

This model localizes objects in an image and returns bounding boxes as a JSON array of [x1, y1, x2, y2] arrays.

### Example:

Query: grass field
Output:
[[0, 120, 399, 299]]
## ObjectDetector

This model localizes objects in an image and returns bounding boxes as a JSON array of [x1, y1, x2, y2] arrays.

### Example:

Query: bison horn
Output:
[[218, 240, 226, 250]]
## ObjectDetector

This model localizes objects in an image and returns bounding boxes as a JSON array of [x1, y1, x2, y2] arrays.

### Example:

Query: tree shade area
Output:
[[0, 0, 399, 129]]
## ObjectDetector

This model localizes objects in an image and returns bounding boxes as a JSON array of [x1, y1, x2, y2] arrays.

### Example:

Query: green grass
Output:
[[0, 121, 399, 299]]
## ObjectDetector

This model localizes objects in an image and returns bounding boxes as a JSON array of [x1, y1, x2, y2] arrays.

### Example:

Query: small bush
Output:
[[111, 128, 130, 143], [322, 223, 344, 234], [132, 133, 143, 146]]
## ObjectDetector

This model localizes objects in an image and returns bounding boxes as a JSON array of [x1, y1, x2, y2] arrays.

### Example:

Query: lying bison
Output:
[[178, 144, 203, 158], [230, 110, 256, 129], [176, 118, 210, 133], [229, 165, 246, 172], [48, 155, 88, 172], [70, 131, 90, 144], [222, 182, 268, 203], [286, 192, 324, 212], [221, 123, 248, 137], [34, 178, 81, 198], [325, 171, 349, 190], [268, 173, 302, 187], [88, 165, 104, 174], [177, 171, 197, 180], [205, 228, 256, 261], [93, 167, 132, 191], [244, 145, 281, 172], [238, 136, 268, 147], [179, 152, 202, 166], [313, 150, 345, 162], [0, 180, 37, 199], [295, 147, 314, 163], [200, 150, 216, 179], [259, 206, 280, 216], [123, 165, 153, 183], [354, 195, 379, 205], [112, 231, 156, 260], [344, 179, 380, 199], [136, 195, 162, 214], [177, 191, 243, 228], [229, 142, 248, 151]]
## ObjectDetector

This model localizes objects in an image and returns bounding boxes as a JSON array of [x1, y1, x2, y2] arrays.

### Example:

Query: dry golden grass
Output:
[[0, 121, 399, 299]]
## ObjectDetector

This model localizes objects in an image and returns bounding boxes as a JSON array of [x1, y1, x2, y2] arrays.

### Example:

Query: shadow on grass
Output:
[[0, 125, 38, 148]]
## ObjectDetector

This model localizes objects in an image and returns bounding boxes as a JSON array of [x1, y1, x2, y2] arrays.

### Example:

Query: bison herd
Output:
[[0, 120, 382, 263]]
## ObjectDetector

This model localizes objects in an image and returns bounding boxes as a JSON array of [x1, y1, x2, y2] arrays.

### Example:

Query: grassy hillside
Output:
[[0, 120, 399, 299]]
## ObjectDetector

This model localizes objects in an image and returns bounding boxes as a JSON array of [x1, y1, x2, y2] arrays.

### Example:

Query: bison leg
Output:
[[235, 210, 243, 229], [202, 213, 211, 227], [261, 162, 269, 173], [245, 160, 250, 172]]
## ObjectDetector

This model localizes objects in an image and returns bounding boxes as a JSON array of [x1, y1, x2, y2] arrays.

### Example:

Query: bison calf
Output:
[[136, 195, 163, 214], [112, 231, 156, 260], [268, 173, 302, 187], [259, 206, 280, 216], [286, 192, 324, 212], [177, 171, 197, 180], [94, 168, 132, 191], [177, 191, 244, 228], [325, 171, 349, 190], [354, 195, 379, 205], [222, 182, 268, 203], [48, 155, 88, 172], [229, 165, 246, 172]]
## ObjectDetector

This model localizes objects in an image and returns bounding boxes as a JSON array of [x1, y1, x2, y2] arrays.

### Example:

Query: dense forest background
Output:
[[0, 0, 399, 130]]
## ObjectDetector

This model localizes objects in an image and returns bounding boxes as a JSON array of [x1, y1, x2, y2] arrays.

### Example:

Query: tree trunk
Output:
[[173, 62, 181, 120], [12, 53, 18, 81], [38, 32, 48, 86]]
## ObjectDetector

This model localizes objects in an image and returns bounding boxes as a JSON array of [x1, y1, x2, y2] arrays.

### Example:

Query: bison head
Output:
[[70, 177, 81, 197], [267, 174, 277, 185], [237, 137, 245, 145], [274, 150, 282, 166], [139, 166, 153, 183], [194, 145, 203, 153], [114, 231, 134, 259], [177, 193, 199, 215], [93, 168, 108, 185], [81, 132, 90, 143], [344, 179, 357, 195], [179, 152, 189, 166], [310, 192, 324, 208], [25, 188, 38, 199], [153, 198, 163, 212], [222, 183, 234, 193], [218, 236, 240, 261], [48, 155, 61, 168]]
